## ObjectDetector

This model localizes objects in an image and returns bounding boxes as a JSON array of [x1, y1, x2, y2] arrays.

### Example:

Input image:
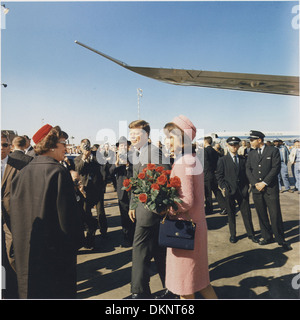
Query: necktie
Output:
[[258, 148, 262, 158], [234, 155, 238, 165]]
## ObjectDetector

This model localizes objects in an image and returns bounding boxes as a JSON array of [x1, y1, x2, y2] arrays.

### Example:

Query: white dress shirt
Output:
[[1, 155, 8, 179]]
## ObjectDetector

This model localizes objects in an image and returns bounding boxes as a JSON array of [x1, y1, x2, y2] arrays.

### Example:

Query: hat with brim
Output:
[[227, 136, 241, 145], [116, 136, 131, 147], [248, 130, 265, 140]]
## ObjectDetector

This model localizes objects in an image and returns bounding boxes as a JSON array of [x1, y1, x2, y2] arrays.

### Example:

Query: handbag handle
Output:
[[161, 211, 195, 228]]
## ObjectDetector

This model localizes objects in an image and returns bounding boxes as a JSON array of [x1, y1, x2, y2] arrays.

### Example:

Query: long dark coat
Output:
[[10, 156, 84, 299]]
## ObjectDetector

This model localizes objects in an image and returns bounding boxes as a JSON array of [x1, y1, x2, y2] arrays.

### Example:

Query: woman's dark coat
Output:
[[10, 156, 84, 299]]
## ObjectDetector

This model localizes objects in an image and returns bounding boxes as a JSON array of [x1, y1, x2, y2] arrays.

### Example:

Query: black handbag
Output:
[[158, 215, 196, 250]]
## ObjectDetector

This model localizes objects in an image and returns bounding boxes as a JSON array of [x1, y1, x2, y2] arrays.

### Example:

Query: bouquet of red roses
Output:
[[122, 163, 182, 215]]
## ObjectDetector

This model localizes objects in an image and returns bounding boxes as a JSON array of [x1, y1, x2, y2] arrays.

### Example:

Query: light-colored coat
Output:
[[165, 153, 210, 295]]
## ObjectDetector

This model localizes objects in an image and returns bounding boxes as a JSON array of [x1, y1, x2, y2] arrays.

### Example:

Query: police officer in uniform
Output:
[[246, 130, 292, 251], [216, 136, 257, 243]]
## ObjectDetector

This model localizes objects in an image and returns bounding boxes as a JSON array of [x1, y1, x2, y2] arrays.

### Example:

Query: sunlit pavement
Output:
[[76, 183, 300, 300]]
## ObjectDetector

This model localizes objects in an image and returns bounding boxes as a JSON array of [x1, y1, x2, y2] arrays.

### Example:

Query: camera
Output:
[[73, 179, 80, 186], [82, 141, 91, 151], [118, 149, 128, 163]]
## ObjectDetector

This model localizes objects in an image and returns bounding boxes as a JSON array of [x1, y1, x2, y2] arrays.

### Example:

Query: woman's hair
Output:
[[164, 122, 196, 154], [34, 126, 67, 155]]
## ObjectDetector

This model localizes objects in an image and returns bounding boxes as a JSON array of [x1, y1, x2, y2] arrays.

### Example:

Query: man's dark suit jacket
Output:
[[74, 154, 105, 205], [216, 153, 249, 197], [246, 145, 281, 194], [109, 160, 133, 201], [2, 155, 32, 229], [9, 150, 33, 170], [204, 145, 220, 181]]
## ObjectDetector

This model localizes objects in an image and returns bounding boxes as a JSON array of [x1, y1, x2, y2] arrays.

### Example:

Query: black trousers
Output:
[[225, 189, 255, 238], [84, 191, 107, 235], [131, 223, 166, 294], [205, 177, 227, 213], [118, 197, 135, 244], [252, 188, 285, 244]]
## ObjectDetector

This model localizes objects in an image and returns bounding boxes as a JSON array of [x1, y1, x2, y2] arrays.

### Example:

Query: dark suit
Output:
[[110, 152, 135, 244], [1, 155, 31, 298], [130, 143, 171, 295], [8, 150, 33, 170], [25, 146, 36, 157], [74, 153, 107, 235], [216, 153, 255, 238], [246, 145, 285, 243], [204, 145, 226, 214]]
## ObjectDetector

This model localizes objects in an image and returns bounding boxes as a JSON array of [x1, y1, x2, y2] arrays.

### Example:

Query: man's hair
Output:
[[12, 136, 27, 148], [80, 138, 90, 145], [129, 120, 150, 135], [204, 136, 213, 145], [1, 133, 9, 142]]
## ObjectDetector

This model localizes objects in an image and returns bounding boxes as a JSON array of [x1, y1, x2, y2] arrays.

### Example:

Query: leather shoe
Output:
[[258, 238, 273, 245], [248, 236, 259, 243], [154, 289, 178, 299], [229, 236, 237, 243], [131, 293, 151, 299], [220, 209, 227, 215], [279, 242, 293, 251]]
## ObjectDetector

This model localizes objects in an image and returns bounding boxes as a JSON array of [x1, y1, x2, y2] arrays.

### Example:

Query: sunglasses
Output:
[[1, 143, 9, 148]]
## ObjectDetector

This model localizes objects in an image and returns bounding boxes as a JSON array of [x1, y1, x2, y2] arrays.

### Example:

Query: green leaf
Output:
[[162, 199, 169, 205], [148, 203, 156, 211]]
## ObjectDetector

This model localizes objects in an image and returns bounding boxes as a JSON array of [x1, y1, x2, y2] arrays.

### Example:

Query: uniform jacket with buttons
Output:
[[216, 153, 249, 197], [246, 145, 281, 193]]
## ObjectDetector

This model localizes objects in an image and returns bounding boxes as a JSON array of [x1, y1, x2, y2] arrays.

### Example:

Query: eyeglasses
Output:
[[1, 143, 9, 148], [58, 140, 67, 145]]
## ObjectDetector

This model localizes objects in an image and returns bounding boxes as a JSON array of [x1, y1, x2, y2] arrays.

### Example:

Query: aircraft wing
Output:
[[75, 40, 299, 96]]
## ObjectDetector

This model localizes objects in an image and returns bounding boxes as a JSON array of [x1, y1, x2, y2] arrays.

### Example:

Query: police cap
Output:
[[226, 136, 241, 145], [248, 130, 265, 140]]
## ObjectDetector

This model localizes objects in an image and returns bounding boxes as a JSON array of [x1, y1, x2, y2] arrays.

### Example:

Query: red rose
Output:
[[169, 176, 181, 188], [162, 170, 171, 175], [123, 179, 131, 187], [157, 174, 168, 185], [151, 183, 160, 190], [139, 193, 147, 203], [155, 166, 164, 173], [138, 172, 146, 179], [147, 163, 156, 170]]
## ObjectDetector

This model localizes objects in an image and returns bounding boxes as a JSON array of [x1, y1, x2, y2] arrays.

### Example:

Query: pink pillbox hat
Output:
[[172, 115, 196, 141]]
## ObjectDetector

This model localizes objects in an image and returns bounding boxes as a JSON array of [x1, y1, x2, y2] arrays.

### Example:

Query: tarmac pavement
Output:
[[76, 183, 300, 300]]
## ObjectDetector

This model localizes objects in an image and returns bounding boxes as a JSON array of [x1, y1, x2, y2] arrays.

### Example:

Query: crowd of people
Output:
[[1, 118, 299, 300]]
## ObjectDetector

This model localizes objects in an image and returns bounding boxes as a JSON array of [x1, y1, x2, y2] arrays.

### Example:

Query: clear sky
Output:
[[1, 1, 299, 145]]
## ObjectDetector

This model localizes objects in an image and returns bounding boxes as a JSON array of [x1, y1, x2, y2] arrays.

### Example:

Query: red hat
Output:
[[172, 115, 196, 141], [32, 124, 53, 144]]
